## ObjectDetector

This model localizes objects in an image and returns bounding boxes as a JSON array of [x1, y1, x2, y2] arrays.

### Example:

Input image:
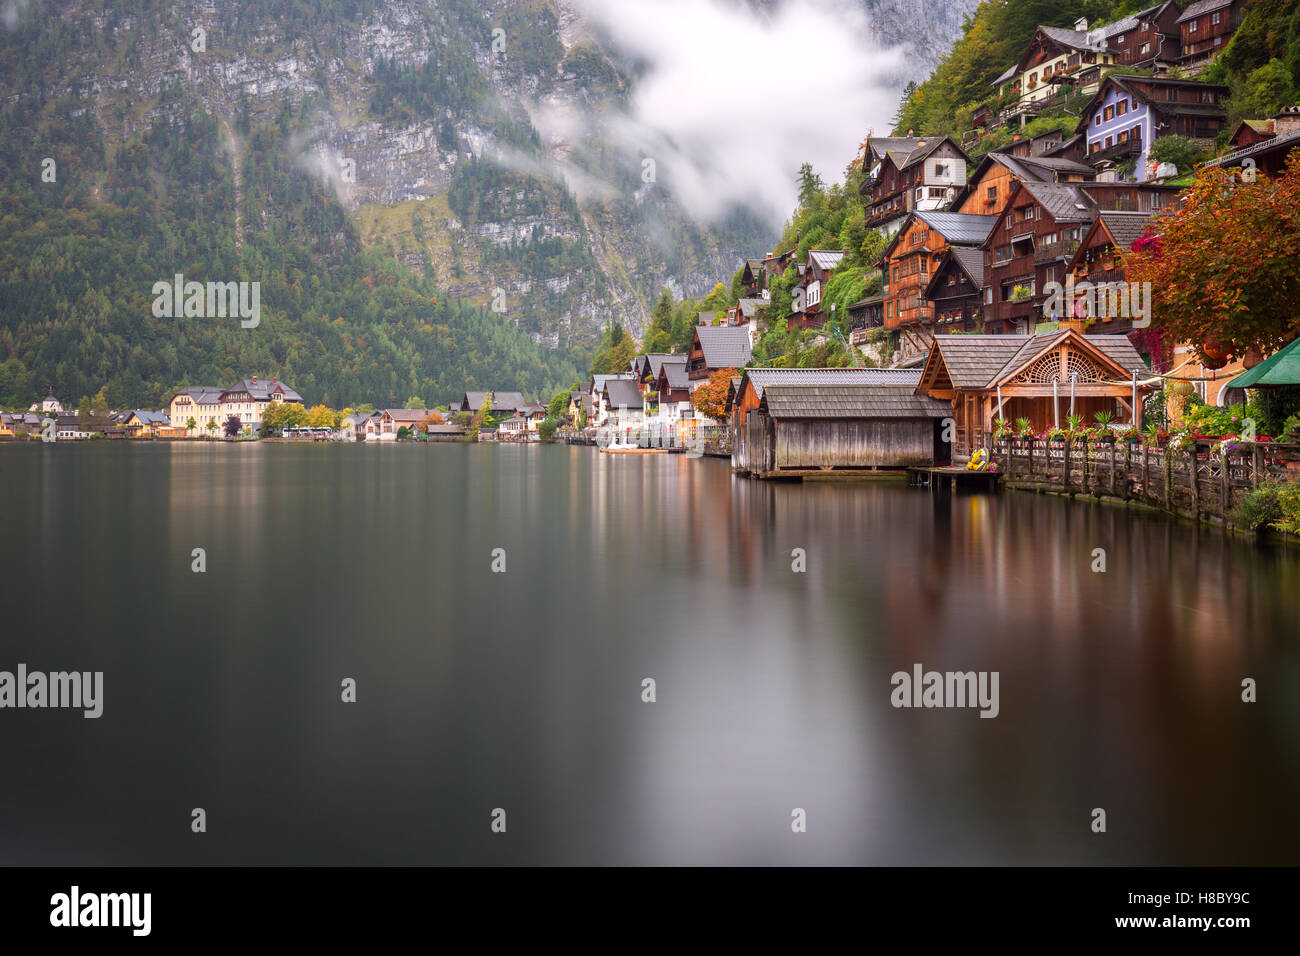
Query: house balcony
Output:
[[1034, 239, 1081, 264], [1089, 137, 1142, 163]]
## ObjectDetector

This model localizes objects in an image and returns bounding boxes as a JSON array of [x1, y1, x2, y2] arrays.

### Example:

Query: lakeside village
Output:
[[4, 4, 1300, 537]]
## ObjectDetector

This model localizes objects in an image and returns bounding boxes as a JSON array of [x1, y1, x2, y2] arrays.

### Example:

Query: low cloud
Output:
[[569, 0, 906, 227]]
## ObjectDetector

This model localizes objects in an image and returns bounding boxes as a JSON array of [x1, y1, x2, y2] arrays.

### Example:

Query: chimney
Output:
[[1273, 105, 1300, 136], [251, 376, 257, 383], [907, 128, 914, 137], [1074, 17, 1088, 31]]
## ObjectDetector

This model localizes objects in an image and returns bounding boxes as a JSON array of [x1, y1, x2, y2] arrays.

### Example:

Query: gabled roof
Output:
[[1094, 209, 1156, 250], [760, 384, 951, 419], [603, 378, 644, 409], [491, 391, 525, 411], [867, 137, 926, 163], [660, 362, 691, 390], [990, 64, 1018, 88], [462, 391, 491, 410], [590, 373, 633, 393], [1075, 75, 1229, 132], [808, 249, 845, 272], [129, 410, 170, 425], [1177, 0, 1235, 23], [925, 246, 985, 298], [1015, 181, 1097, 223], [920, 331, 1148, 391], [693, 325, 753, 368], [914, 210, 998, 246], [739, 367, 923, 402], [384, 408, 434, 422], [738, 298, 764, 319], [899, 135, 971, 171]]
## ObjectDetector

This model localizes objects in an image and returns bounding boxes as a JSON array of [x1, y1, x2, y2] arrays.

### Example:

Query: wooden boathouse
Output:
[[915, 329, 1152, 456], [736, 383, 953, 477]]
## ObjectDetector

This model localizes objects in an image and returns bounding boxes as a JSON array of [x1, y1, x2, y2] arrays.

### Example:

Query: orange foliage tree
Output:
[[691, 367, 738, 421], [1123, 152, 1300, 358]]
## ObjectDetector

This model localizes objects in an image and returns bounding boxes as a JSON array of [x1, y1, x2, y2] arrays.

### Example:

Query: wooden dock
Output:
[[907, 466, 1002, 493]]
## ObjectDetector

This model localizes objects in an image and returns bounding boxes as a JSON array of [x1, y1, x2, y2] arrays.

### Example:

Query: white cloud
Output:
[[569, 0, 906, 227]]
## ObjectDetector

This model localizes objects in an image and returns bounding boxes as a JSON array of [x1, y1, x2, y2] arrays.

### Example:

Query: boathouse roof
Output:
[[760, 384, 951, 419], [740, 367, 923, 402]]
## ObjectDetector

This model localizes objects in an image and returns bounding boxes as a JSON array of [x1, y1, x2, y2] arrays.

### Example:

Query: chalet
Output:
[[999, 127, 1074, 159], [373, 408, 436, 440], [879, 210, 997, 358], [1077, 75, 1228, 181], [740, 259, 766, 297], [861, 136, 970, 233], [498, 416, 534, 441], [762, 249, 797, 290], [1226, 119, 1278, 150], [1102, 3, 1184, 70], [915, 330, 1152, 455], [687, 325, 752, 382], [1176, 0, 1244, 69], [735, 383, 952, 477], [953, 151, 1096, 218], [789, 249, 846, 330], [1064, 210, 1158, 333], [124, 410, 172, 438], [994, 22, 1124, 124], [981, 180, 1176, 334], [1206, 110, 1300, 178], [602, 378, 645, 426], [339, 410, 377, 441], [923, 246, 985, 332], [655, 359, 693, 420], [458, 391, 525, 415], [726, 298, 764, 327], [589, 373, 634, 419]]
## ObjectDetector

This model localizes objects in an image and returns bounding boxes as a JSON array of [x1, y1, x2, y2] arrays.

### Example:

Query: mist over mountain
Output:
[[0, 0, 976, 406]]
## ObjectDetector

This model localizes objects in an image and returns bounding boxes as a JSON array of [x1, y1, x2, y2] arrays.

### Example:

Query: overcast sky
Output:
[[570, 0, 906, 227]]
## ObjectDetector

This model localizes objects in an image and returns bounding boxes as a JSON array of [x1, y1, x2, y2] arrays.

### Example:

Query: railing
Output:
[[1033, 239, 1080, 264], [992, 438, 1300, 526], [1089, 137, 1141, 163]]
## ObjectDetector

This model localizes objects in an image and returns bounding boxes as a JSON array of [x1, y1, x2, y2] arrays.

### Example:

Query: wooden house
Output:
[[655, 359, 691, 407], [996, 22, 1123, 123], [861, 136, 970, 232], [953, 151, 1095, 218], [1103, 3, 1184, 69], [879, 210, 997, 357], [735, 383, 952, 477], [740, 259, 766, 297], [1205, 112, 1300, 179], [915, 330, 1152, 455], [923, 246, 985, 332], [1064, 210, 1157, 333], [687, 325, 752, 381], [1176, 0, 1244, 68]]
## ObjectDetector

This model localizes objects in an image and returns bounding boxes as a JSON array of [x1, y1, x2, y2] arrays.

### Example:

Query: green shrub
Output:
[[1232, 481, 1283, 531]]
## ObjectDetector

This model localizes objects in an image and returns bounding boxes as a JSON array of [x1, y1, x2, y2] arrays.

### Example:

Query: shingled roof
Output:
[[694, 325, 753, 368], [1095, 210, 1156, 250], [603, 378, 644, 410], [739, 367, 923, 402], [914, 210, 998, 246], [1177, 0, 1235, 23], [925, 332, 1148, 390], [760, 384, 951, 419]]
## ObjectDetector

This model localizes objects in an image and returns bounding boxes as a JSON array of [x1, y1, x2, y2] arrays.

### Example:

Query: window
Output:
[[1095, 115, 1102, 126], [1151, 192, 1162, 209], [1117, 34, 1126, 44], [1140, 42, 1150, 54], [1214, 35, 1222, 46], [1211, 11, 1221, 24], [1132, 124, 1142, 140], [1105, 135, 1114, 148], [984, 287, 993, 304], [1118, 130, 1128, 142], [1201, 89, 1216, 102], [934, 162, 948, 177], [1117, 100, 1128, 116], [1188, 20, 1197, 33], [986, 185, 997, 201], [1104, 105, 1114, 121]]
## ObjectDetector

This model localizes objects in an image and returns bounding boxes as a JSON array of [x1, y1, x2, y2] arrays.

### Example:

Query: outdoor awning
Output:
[[1226, 336, 1300, 388]]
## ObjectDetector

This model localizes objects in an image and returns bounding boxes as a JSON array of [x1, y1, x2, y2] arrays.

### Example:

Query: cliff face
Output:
[[6, 0, 976, 343]]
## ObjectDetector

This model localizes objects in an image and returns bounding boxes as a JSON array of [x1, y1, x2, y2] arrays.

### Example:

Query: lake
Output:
[[1, 441, 1297, 865]]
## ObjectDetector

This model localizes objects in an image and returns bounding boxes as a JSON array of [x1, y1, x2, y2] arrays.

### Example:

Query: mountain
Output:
[[0, 0, 978, 408]]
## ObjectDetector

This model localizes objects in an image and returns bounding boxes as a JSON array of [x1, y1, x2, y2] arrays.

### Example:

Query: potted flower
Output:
[[1015, 417, 1034, 441], [1120, 427, 1141, 444], [992, 417, 1010, 441], [1143, 424, 1169, 446], [1047, 426, 1068, 444]]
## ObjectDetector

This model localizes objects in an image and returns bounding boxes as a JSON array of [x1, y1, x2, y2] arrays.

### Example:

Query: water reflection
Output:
[[0, 442, 1296, 864]]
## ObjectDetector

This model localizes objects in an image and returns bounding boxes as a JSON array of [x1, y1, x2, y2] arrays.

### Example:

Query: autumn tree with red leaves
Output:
[[1123, 151, 1300, 359], [691, 367, 738, 422]]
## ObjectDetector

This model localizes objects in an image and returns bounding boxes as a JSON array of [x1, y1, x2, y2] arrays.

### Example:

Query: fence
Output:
[[993, 437, 1300, 526]]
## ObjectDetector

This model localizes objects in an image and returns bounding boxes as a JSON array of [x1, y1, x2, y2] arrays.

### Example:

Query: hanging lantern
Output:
[[1169, 380, 1194, 396], [1199, 341, 1229, 371]]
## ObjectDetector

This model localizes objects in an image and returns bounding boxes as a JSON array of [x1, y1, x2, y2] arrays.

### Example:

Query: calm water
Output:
[[1, 441, 1297, 865]]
